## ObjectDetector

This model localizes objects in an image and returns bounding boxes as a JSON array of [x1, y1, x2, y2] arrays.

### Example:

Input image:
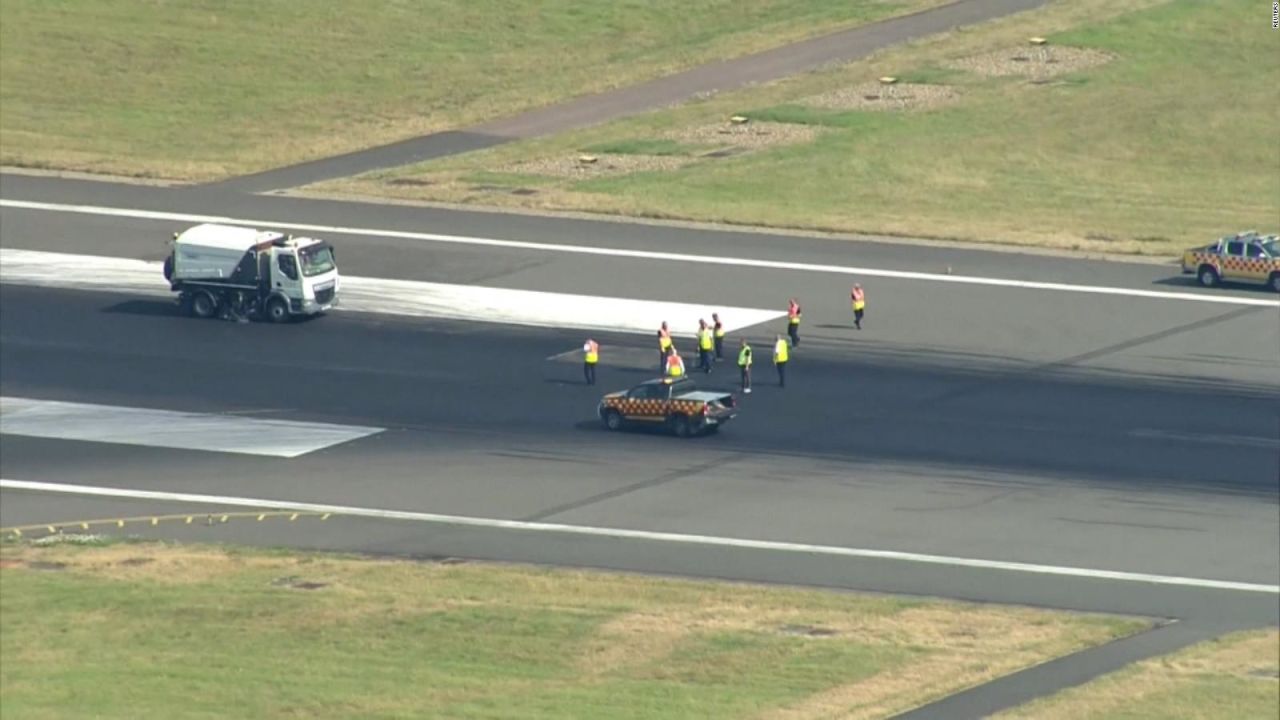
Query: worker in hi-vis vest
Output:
[[737, 338, 753, 394], [665, 346, 686, 378], [657, 322, 673, 373], [786, 298, 802, 348], [582, 338, 599, 385], [697, 319, 714, 374], [851, 284, 867, 330], [773, 334, 789, 388], [712, 313, 726, 361]]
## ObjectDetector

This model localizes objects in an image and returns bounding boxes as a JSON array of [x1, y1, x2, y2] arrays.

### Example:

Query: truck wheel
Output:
[[602, 410, 624, 431], [190, 290, 218, 319], [1270, 273, 1280, 293], [671, 415, 691, 438], [265, 297, 290, 324], [1197, 265, 1219, 288], [162, 255, 174, 282]]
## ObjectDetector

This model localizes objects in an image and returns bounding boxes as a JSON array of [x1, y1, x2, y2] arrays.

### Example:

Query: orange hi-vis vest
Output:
[[584, 340, 599, 363], [788, 303, 801, 325], [666, 353, 685, 377]]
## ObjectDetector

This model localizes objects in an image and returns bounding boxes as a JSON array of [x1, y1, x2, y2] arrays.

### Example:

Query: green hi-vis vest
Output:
[[737, 346, 752, 367]]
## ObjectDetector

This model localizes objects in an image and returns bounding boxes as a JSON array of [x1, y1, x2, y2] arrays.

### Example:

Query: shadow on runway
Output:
[[101, 299, 181, 317], [1150, 275, 1278, 294]]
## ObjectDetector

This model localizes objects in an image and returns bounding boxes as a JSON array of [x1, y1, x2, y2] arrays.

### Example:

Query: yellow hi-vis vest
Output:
[[584, 341, 598, 364], [737, 346, 752, 367], [699, 328, 713, 351], [774, 339, 789, 363], [659, 333, 672, 351], [714, 323, 725, 338], [667, 354, 685, 377]]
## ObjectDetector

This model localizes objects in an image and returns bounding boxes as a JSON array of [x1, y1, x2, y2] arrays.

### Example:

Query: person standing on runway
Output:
[[665, 345, 686, 378], [697, 319, 714, 373], [773, 334, 789, 387], [582, 338, 599, 385], [658, 322, 673, 373], [737, 338, 753, 394], [712, 313, 726, 361], [786, 298, 802, 347], [851, 284, 866, 330]]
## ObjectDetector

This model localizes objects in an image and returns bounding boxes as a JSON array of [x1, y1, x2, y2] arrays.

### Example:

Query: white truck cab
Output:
[[164, 223, 340, 322]]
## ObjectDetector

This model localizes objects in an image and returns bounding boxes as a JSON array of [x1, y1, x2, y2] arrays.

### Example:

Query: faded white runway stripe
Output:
[[2, 478, 1276, 594], [0, 248, 784, 336], [0, 397, 382, 458]]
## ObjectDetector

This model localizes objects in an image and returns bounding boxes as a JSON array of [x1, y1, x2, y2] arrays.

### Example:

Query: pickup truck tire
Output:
[[602, 409, 624, 431], [1197, 265, 1219, 288], [265, 297, 290, 324], [162, 255, 174, 282], [1269, 272, 1280, 293], [190, 290, 218, 319], [671, 415, 692, 438]]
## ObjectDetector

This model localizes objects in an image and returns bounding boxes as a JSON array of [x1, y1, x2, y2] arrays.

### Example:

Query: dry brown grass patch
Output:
[[801, 82, 960, 111], [944, 45, 1113, 79], [666, 120, 824, 151], [499, 154, 689, 179]]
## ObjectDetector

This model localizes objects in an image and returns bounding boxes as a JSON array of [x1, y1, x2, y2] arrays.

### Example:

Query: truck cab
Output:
[[164, 224, 340, 321]]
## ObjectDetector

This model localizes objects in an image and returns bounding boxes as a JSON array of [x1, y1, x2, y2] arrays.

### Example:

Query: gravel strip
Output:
[[944, 46, 1114, 78], [801, 82, 961, 111]]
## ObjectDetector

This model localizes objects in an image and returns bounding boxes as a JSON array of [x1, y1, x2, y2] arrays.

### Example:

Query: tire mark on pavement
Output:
[[924, 305, 1265, 405], [519, 452, 745, 522]]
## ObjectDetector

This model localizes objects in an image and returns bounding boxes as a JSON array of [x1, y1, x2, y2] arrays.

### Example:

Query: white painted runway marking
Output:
[[3, 198, 1278, 308], [0, 397, 383, 458], [1, 479, 1275, 594], [0, 248, 784, 336], [1129, 428, 1280, 451]]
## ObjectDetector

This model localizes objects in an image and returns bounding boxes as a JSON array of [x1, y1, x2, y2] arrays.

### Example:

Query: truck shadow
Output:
[[101, 300, 181, 317]]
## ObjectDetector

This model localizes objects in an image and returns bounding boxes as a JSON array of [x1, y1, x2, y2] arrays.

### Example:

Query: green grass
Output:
[[335, 0, 1279, 258], [0, 541, 1145, 720], [0, 0, 944, 181], [995, 629, 1280, 719]]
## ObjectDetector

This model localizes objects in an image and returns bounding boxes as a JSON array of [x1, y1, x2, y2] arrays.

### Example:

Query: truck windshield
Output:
[[1261, 239, 1279, 257], [299, 245, 336, 277]]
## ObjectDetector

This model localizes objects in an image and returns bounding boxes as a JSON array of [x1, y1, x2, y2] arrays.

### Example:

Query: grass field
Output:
[[327, 0, 1279, 258], [996, 629, 1280, 719], [0, 539, 1145, 719], [0, 0, 942, 181]]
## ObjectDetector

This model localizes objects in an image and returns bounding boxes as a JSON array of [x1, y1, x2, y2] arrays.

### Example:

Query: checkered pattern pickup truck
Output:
[[1181, 232, 1280, 292], [598, 377, 738, 437]]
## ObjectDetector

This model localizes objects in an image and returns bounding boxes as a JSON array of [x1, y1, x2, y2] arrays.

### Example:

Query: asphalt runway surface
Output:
[[2, 175, 1278, 717]]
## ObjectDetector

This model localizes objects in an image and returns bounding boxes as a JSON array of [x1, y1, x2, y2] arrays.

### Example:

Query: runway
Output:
[[2, 173, 1278, 717]]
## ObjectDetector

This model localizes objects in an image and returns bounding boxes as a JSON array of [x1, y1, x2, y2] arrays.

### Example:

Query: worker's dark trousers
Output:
[[740, 367, 751, 392], [699, 349, 713, 373], [788, 323, 800, 347], [659, 351, 666, 374], [776, 361, 787, 387], [584, 362, 596, 385], [714, 336, 724, 359], [854, 308, 864, 329]]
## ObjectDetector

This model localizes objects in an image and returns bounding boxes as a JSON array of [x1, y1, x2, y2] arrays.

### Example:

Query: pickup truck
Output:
[[598, 377, 738, 437], [1181, 232, 1280, 292]]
